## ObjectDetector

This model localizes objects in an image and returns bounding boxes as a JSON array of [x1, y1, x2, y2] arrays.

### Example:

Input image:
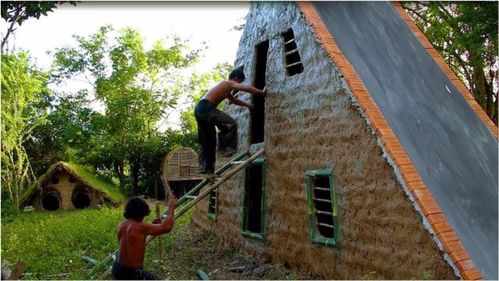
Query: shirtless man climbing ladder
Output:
[[194, 67, 267, 177]]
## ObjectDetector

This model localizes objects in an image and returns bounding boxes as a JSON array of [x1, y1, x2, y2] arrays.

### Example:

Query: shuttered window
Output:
[[282, 28, 304, 76], [305, 168, 339, 246]]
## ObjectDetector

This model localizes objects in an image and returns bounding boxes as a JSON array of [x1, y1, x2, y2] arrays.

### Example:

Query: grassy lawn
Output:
[[2, 204, 308, 280], [1, 204, 189, 280]]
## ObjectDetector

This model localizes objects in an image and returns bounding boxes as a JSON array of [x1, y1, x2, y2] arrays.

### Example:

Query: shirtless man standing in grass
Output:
[[194, 68, 267, 176], [112, 196, 176, 280]]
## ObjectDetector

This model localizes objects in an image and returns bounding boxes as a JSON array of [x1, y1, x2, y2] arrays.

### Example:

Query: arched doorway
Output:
[[42, 189, 61, 211], [72, 186, 91, 209]]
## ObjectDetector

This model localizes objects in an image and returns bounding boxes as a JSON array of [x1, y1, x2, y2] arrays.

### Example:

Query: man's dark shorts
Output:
[[112, 259, 158, 280]]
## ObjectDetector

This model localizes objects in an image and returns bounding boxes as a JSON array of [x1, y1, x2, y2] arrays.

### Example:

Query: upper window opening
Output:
[[282, 29, 304, 76], [250, 40, 268, 144], [51, 175, 60, 184]]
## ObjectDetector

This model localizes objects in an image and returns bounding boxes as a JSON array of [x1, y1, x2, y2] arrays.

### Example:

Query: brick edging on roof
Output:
[[391, 2, 498, 140], [297, 2, 482, 280]]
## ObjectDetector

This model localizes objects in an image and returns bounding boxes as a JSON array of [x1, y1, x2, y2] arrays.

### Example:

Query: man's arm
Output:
[[141, 197, 177, 236], [227, 93, 253, 109], [228, 80, 266, 97]]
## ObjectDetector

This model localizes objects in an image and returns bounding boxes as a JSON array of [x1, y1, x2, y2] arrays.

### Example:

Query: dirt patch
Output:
[[150, 224, 313, 280]]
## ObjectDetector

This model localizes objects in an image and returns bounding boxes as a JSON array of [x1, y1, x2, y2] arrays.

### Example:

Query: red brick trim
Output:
[[297, 2, 482, 279], [392, 2, 497, 140]]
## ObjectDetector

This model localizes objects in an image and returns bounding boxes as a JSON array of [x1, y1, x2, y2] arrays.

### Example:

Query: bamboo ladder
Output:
[[90, 148, 265, 277]]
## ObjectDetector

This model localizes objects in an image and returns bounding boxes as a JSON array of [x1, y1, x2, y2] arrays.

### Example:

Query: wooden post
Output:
[[155, 203, 164, 260]]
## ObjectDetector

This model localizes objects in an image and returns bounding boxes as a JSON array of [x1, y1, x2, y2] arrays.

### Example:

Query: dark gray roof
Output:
[[312, 2, 498, 279]]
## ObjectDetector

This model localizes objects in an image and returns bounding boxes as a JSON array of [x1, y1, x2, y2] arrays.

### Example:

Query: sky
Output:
[[2, 2, 250, 128], [5, 2, 249, 71]]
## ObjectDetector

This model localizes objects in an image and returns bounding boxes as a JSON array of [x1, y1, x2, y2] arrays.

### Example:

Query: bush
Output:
[[1, 197, 20, 223]]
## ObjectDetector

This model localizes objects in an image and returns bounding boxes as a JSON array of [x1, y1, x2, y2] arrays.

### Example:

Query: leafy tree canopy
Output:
[[403, 1, 498, 124], [52, 26, 204, 195], [1, 1, 77, 51], [1, 52, 50, 208]]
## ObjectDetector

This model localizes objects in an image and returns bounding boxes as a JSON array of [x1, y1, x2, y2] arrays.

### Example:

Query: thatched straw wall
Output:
[[163, 147, 204, 181], [192, 2, 455, 279]]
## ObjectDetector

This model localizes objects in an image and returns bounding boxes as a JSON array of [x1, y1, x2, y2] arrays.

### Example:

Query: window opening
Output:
[[42, 189, 61, 211], [72, 186, 91, 209], [305, 168, 339, 246], [242, 158, 265, 239], [51, 175, 60, 184], [282, 29, 304, 76], [208, 190, 217, 220], [251, 40, 268, 144]]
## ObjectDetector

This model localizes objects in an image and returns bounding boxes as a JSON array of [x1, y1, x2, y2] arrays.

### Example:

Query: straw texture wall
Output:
[[164, 147, 204, 181], [192, 2, 455, 279]]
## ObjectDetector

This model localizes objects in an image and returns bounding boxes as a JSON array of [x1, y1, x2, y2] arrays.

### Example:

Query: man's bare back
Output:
[[117, 220, 148, 268], [116, 198, 176, 269]]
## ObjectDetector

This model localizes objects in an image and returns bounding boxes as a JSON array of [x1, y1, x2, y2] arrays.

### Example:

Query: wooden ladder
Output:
[[90, 148, 265, 277]]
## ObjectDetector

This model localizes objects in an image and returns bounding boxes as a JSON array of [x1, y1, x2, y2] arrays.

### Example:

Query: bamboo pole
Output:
[[145, 148, 264, 244], [172, 148, 264, 220], [174, 150, 248, 206]]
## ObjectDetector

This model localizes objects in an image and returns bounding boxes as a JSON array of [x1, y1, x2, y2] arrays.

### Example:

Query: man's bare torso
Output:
[[118, 220, 147, 268], [202, 81, 233, 106]]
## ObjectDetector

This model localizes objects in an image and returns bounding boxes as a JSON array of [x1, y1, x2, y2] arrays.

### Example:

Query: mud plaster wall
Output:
[[35, 171, 103, 210], [191, 2, 455, 279]]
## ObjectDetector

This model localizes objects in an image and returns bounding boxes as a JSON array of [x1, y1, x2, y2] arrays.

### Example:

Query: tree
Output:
[[53, 26, 202, 195], [24, 90, 106, 176], [403, 2, 498, 124], [1, 1, 77, 52], [1, 52, 49, 208]]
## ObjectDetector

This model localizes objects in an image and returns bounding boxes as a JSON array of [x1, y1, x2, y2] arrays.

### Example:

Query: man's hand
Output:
[[248, 103, 254, 110], [261, 86, 267, 97], [168, 196, 177, 211], [152, 217, 162, 224]]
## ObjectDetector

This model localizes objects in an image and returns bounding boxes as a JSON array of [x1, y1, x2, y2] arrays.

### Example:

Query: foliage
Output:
[[1, 206, 192, 280], [25, 91, 105, 176], [1, 52, 50, 209], [1, 1, 77, 51], [403, 2, 498, 124], [52, 26, 202, 196]]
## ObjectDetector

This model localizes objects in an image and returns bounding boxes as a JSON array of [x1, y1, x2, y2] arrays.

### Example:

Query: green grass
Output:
[[1, 205, 191, 280], [65, 162, 123, 202]]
